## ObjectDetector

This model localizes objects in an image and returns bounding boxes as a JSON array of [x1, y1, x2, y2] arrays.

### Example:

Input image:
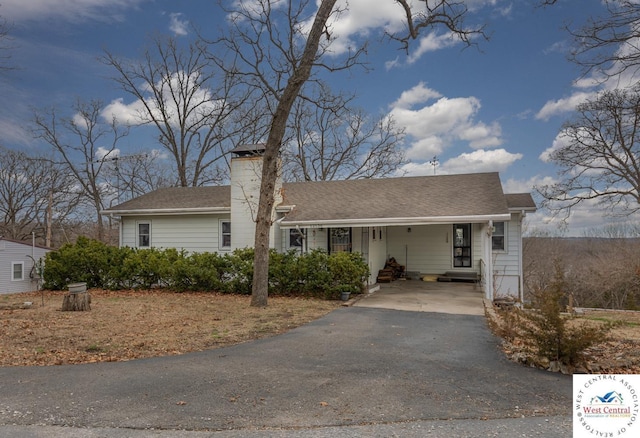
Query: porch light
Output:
[[407, 227, 412, 233]]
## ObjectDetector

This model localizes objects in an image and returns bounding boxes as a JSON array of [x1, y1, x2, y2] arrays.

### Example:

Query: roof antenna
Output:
[[429, 156, 438, 175]]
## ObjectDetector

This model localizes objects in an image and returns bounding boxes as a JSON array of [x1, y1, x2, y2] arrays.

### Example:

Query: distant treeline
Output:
[[523, 237, 640, 310]]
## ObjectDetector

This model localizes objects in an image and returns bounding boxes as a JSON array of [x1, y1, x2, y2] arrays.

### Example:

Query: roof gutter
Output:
[[280, 214, 512, 228], [100, 207, 231, 216]]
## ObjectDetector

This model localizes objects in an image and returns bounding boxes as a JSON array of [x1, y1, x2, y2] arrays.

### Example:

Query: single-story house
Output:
[[0, 237, 49, 295], [102, 145, 536, 301]]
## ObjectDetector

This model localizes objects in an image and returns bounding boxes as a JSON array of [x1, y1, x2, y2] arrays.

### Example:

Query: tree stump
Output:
[[62, 292, 91, 311]]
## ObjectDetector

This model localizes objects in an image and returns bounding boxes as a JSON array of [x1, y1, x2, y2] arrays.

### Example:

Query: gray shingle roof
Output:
[[105, 186, 231, 212], [281, 173, 509, 223], [505, 193, 537, 210], [103, 172, 534, 223]]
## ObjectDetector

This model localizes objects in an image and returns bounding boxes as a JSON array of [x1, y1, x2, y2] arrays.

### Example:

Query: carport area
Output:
[[355, 279, 486, 315]]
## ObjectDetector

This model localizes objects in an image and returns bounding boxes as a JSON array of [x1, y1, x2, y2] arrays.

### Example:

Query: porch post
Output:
[[483, 222, 494, 301]]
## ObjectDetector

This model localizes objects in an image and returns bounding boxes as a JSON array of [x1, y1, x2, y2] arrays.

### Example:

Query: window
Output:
[[138, 222, 151, 248], [453, 224, 472, 268], [220, 221, 231, 249], [492, 222, 506, 251], [289, 228, 304, 248], [329, 228, 351, 253], [12, 262, 24, 281]]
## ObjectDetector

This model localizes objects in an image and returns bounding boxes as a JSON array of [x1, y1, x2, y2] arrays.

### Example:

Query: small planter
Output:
[[67, 282, 87, 294], [341, 291, 351, 301]]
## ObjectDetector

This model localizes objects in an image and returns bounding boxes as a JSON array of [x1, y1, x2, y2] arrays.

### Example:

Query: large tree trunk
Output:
[[250, 0, 338, 307]]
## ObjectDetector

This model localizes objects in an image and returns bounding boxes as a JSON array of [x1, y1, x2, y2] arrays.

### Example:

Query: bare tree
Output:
[[102, 35, 249, 187], [283, 86, 406, 182], [537, 87, 640, 217], [0, 146, 78, 244], [107, 151, 177, 203], [567, 0, 640, 80], [33, 99, 129, 242], [212, 0, 485, 306], [0, 10, 14, 72]]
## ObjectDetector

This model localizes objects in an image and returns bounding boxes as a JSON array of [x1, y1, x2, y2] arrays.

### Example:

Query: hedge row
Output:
[[42, 237, 370, 299]]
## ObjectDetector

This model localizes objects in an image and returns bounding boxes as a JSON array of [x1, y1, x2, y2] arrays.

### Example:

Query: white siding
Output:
[[387, 224, 453, 274], [0, 240, 49, 295], [493, 213, 524, 299], [120, 214, 228, 253]]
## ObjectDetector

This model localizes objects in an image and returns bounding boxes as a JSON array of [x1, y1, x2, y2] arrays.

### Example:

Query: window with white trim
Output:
[[12, 262, 24, 281], [220, 220, 231, 249], [138, 222, 151, 248], [492, 222, 506, 252]]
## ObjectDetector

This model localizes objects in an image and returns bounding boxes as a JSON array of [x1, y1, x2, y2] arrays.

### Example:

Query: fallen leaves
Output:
[[0, 289, 340, 367]]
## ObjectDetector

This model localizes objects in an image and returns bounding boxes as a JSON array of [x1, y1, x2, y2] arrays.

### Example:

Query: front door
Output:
[[453, 223, 472, 267]]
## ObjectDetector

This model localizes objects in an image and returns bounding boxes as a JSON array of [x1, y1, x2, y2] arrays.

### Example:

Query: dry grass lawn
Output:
[[0, 289, 341, 367]]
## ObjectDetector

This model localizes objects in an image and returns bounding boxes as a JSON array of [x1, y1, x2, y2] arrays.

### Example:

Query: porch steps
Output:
[[437, 271, 478, 283]]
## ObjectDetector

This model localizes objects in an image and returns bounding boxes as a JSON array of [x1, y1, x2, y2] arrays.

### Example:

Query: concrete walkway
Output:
[[0, 297, 572, 437], [355, 279, 486, 315]]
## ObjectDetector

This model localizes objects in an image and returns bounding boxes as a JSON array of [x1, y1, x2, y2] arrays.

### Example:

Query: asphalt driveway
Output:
[[0, 298, 573, 437]]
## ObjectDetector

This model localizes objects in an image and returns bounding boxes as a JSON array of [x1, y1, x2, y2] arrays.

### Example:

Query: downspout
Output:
[[518, 210, 526, 303]]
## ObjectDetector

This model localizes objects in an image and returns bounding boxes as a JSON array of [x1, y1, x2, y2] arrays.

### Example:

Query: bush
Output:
[[170, 252, 230, 292], [43, 236, 118, 289], [269, 250, 302, 295], [297, 249, 332, 297], [495, 261, 612, 369], [42, 240, 370, 300], [327, 251, 369, 300], [222, 248, 255, 294]]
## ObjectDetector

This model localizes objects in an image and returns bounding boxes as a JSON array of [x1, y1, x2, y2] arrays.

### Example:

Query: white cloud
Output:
[[539, 130, 570, 162], [528, 196, 631, 237], [391, 82, 442, 109], [405, 136, 445, 160], [457, 121, 502, 149], [439, 148, 522, 174], [101, 98, 147, 125], [503, 175, 555, 194], [399, 148, 522, 177], [0, 0, 149, 22], [389, 82, 503, 162], [405, 32, 462, 65], [95, 147, 120, 161], [535, 91, 595, 121], [396, 161, 440, 177], [169, 12, 189, 36], [317, 0, 495, 62]]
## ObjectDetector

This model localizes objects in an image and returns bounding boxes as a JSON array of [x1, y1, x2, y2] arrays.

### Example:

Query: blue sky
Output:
[[0, 0, 634, 235]]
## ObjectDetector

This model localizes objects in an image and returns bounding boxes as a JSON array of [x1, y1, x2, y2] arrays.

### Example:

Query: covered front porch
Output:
[[282, 221, 504, 301]]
